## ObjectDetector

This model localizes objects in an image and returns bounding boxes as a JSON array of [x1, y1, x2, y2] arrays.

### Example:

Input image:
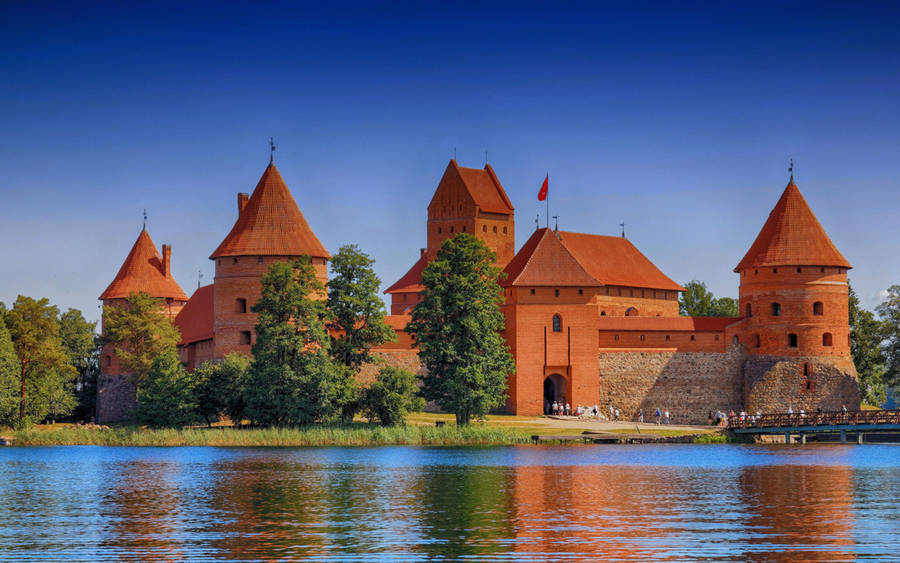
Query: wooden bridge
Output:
[[727, 409, 900, 443]]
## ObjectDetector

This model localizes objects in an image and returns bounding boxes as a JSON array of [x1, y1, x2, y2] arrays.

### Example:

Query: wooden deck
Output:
[[727, 409, 900, 443]]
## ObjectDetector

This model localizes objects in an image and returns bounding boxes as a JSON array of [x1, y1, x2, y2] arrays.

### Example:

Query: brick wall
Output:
[[743, 355, 860, 413], [96, 374, 137, 423]]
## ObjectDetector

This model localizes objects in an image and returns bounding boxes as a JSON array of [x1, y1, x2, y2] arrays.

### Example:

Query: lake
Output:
[[1, 445, 898, 561]]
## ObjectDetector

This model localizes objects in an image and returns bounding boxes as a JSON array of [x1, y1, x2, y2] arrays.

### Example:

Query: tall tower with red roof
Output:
[[97, 228, 188, 422], [735, 176, 859, 412], [210, 162, 330, 358]]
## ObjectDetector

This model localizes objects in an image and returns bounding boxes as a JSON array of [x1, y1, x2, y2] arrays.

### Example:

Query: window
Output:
[[578, 289, 583, 295], [821, 267, 825, 273], [503, 227, 507, 234], [690, 335, 695, 341], [640, 334, 645, 341], [803, 363, 809, 376], [462, 226, 466, 232], [823, 332, 833, 346], [773, 268, 778, 274], [625, 307, 638, 317], [666, 335, 671, 341], [105, 355, 112, 368], [733, 335, 739, 345], [240, 331, 252, 345], [450, 226, 454, 233], [796, 267, 802, 273], [438, 227, 442, 234], [555, 289, 560, 297], [233, 258, 238, 265], [493, 226, 497, 233], [482, 225, 487, 232], [258, 257, 263, 264], [788, 333, 798, 348], [753, 334, 760, 348], [236, 298, 247, 313], [600, 311, 606, 316], [715, 335, 719, 341], [813, 302, 823, 316], [552, 314, 562, 333], [530, 288, 535, 295], [771, 303, 781, 316], [746, 303, 752, 318], [754, 269, 758, 275], [614, 334, 619, 341]]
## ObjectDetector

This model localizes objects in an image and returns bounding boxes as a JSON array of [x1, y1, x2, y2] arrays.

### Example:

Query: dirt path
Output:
[[524, 416, 715, 434]]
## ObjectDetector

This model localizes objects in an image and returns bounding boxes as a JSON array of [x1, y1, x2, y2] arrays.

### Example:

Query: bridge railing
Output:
[[727, 409, 900, 430]]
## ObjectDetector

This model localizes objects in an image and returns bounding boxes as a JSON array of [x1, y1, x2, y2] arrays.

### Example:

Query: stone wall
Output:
[[96, 374, 137, 424], [597, 345, 745, 425], [743, 355, 860, 413], [359, 350, 425, 385]]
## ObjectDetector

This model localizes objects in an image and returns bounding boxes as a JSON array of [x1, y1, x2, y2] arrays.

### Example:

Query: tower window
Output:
[[530, 288, 535, 295], [821, 267, 825, 273], [482, 225, 487, 232], [554, 289, 560, 297], [258, 257, 263, 264], [788, 333, 798, 348], [733, 335, 739, 345], [600, 311, 606, 316], [240, 331, 252, 345], [105, 355, 112, 368], [233, 258, 238, 265], [614, 334, 619, 341], [823, 332, 833, 346], [462, 226, 466, 232], [771, 303, 781, 317], [753, 334, 760, 348], [813, 302, 823, 316], [754, 269, 758, 275], [690, 335, 695, 341], [796, 267, 802, 273], [625, 307, 638, 316], [493, 226, 497, 233], [746, 303, 752, 318], [552, 314, 562, 333], [503, 227, 507, 234], [773, 268, 777, 274], [666, 335, 671, 341], [640, 334, 645, 341], [236, 298, 247, 313], [450, 226, 454, 233], [439, 227, 442, 234], [578, 289, 583, 295]]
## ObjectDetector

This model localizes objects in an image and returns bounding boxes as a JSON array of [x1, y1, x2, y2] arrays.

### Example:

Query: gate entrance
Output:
[[543, 373, 567, 414]]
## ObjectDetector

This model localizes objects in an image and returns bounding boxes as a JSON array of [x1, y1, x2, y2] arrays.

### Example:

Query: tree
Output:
[[4, 296, 75, 426], [362, 366, 425, 426], [103, 292, 181, 387], [849, 283, 888, 406], [0, 314, 19, 427], [245, 258, 343, 426], [877, 285, 900, 391], [135, 347, 196, 428], [407, 234, 514, 426], [193, 352, 250, 427], [679, 280, 739, 317], [58, 309, 100, 422]]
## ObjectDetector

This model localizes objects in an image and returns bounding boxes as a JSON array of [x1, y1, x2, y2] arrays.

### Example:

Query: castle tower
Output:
[[735, 176, 859, 412], [386, 160, 515, 315], [210, 162, 330, 358], [98, 228, 188, 422]]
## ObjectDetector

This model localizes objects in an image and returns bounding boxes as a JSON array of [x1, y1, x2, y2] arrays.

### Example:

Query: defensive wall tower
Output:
[[97, 228, 188, 422], [735, 175, 859, 412], [210, 162, 330, 359]]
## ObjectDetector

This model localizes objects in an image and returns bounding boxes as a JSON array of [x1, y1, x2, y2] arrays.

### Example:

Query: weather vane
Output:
[[620, 222, 626, 238], [143, 209, 147, 230], [535, 214, 540, 230], [270, 137, 276, 164], [789, 158, 794, 180], [552, 215, 559, 232]]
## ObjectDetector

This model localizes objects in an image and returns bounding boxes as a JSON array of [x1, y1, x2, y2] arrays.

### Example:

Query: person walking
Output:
[[655, 408, 661, 425], [565, 402, 571, 416], [614, 408, 619, 422], [639, 409, 644, 424], [552, 401, 558, 416], [664, 409, 670, 424]]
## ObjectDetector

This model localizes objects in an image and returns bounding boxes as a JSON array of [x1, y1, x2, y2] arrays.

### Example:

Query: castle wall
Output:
[[743, 355, 860, 413], [97, 374, 137, 424], [599, 331, 728, 352], [596, 286, 679, 317], [597, 345, 745, 425]]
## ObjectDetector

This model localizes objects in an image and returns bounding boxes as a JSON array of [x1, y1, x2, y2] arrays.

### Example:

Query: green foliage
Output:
[[135, 347, 196, 428], [679, 280, 739, 317], [4, 296, 76, 427], [362, 366, 425, 426], [58, 309, 100, 422], [0, 315, 19, 427], [877, 285, 900, 390], [850, 283, 888, 406], [103, 292, 181, 386], [407, 234, 514, 426], [193, 352, 250, 426], [245, 258, 344, 426], [327, 244, 396, 371]]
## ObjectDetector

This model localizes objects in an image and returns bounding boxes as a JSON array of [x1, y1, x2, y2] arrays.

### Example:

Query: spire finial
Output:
[[552, 215, 559, 232], [789, 158, 794, 182], [620, 222, 626, 238], [198, 269, 203, 290], [535, 214, 540, 231], [269, 137, 276, 164], [143, 209, 147, 231]]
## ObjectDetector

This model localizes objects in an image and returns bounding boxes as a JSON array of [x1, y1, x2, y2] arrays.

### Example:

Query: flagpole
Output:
[[546, 172, 549, 229]]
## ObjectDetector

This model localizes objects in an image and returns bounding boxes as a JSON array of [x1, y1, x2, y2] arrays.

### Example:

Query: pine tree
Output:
[[135, 347, 196, 428], [849, 283, 888, 406], [103, 292, 181, 387]]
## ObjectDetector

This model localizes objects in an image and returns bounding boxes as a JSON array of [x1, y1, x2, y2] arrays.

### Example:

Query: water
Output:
[[1, 445, 898, 561]]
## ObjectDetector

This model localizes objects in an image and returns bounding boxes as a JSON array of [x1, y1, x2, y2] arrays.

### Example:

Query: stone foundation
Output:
[[96, 374, 137, 424], [743, 355, 860, 413]]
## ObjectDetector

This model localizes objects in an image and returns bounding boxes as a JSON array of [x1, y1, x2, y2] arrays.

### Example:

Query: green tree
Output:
[[849, 283, 888, 406], [103, 292, 181, 387], [877, 285, 900, 390], [245, 258, 343, 426], [679, 280, 739, 317], [4, 296, 76, 426], [135, 347, 196, 428], [407, 234, 514, 426], [193, 352, 250, 427], [58, 309, 100, 422], [362, 366, 425, 426], [0, 314, 19, 427]]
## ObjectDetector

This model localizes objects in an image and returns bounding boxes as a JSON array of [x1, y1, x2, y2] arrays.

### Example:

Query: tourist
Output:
[[655, 408, 662, 424], [544, 400, 550, 415], [639, 409, 644, 424], [609, 404, 614, 419], [664, 409, 670, 424], [552, 401, 558, 416], [565, 402, 571, 416], [614, 408, 619, 422], [592, 404, 598, 417], [787, 405, 793, 415], [800, 408, 805, 420]]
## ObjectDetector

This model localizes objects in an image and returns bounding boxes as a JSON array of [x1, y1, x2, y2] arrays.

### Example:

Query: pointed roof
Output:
[[428, 160, 514, 215], [502, 228, 600, 287], [210, 163, 330, 259], [557, 231, 685, 291], [174, 284, 214, 345], [99, 230, 189, 301], [735, 179, 850, 272], [385, 251, 429, 294]]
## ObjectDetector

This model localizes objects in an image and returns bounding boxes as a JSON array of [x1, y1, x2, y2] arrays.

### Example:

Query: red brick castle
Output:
[[97, 159, 860, 423]]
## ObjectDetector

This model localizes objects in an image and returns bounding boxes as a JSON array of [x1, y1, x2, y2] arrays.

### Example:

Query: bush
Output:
[[362, 366, 425, 426], [193, 353, 250, 426]]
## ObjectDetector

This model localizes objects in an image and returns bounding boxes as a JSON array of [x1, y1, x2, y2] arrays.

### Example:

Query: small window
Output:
[[754, 269, 758, 275], [771, 303, 781, 317], [493, 226, 497, 233], [438, 227, 442, 234], [462, 226, 466, 232], [666, 335, 671, 341], [258, 256, 263, 264], [240, 331, 252, 345], [796, 267, 802, 273], [236, 298, 247, 314], [715, 335, 719, 341], [600, 311, 606, 316], [530, 288, 535, 295], [803, 363, 809, 376], [233, 258, 238, 265], [450, 226, 454, 233], [105, 355, 112, 368], [552, 314, 562, 333], [614, 334, 619, 341], [821, 267, 825, 273], [788, 333, 798, 348], [733, 335, 739, 345], [753, 334, 760, 348], [503, 227, 507, 234], [554, 289, 560, 297], [640, 334, 645, 341], [625, 307, 638, 317], [746, 303, 752, 318], [823, 332, 833, 346], [578, 289, 583, 295], [690, 335, 695, 341], [813, 302, 823, 316], [482, 225, 487, 232], [773, 268, 777, 274]]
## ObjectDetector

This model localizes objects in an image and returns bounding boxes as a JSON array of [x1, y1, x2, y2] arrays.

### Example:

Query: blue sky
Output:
[[1, 1, 898, 322]]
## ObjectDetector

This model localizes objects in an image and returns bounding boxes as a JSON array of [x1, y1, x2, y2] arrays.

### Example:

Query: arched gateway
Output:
[[543, 374, 567, 414]]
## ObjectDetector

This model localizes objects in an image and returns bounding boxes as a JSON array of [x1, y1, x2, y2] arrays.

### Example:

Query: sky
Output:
[[1, 0, 898, 323]]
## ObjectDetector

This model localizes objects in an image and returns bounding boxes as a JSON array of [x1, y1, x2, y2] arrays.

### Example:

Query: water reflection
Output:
[[0, 446, 897, 560]]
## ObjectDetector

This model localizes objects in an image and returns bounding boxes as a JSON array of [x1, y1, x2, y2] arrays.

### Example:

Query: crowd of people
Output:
[[544, 401, 674, 424]]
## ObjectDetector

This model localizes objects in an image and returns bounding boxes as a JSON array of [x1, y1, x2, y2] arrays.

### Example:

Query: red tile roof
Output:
[[597, 316, 738, 331], [385, 252, 429, 294], [174, 284, 214, 345], [428, 160, 514, 215], [210, 163, 330, 259], [735, 179, 850, 271], [502, 228, 601, 287], [557, 231, 685, 292], [384, 314, 411, 330], [99, 230, 189, 301]]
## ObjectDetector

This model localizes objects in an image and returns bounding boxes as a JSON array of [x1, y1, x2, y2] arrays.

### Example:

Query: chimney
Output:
[[237, 192, 249, 215], [162, 244, 172, 277], [420, 248, 427, 257]]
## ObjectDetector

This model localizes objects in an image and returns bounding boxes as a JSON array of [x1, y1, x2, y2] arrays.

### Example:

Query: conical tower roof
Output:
[[210, 163, 330, 259], [735, 179, 850, 272], [100, 229, 188, 301]]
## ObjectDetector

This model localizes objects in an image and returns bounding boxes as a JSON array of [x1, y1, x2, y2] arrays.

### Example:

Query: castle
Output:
[[97, 158, 860, 423]]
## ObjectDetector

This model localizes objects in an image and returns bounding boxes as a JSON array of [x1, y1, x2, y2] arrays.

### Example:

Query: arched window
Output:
[[493, 226, 497, 233], [804, 363, 809, 376], [823, 332, 833, 346], [771, 303, 781, 317], [482, 225, 487, 232], [746, 303, 752, 318], [788, 333, 798, 348], [600, 311, 606, 316], [733, 335, 739, 345], [753, 334, 760, 348], [236, 298, 247, 314], [552, 314, 562, 333], [625, 307, 638, 317], [813, 302, 823, 316]]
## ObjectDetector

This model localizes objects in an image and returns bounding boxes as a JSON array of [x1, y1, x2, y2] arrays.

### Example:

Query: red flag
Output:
[[537, 175, 548, 201]]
